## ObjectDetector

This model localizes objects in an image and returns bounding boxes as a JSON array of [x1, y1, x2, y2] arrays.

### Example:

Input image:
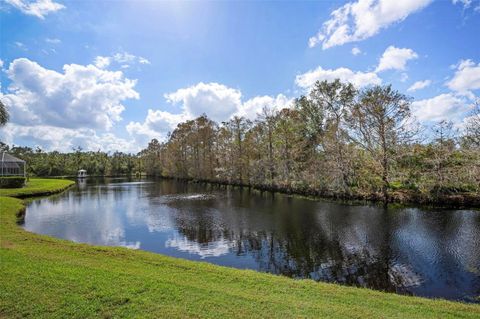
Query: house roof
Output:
[[0, 152, 26, 163]]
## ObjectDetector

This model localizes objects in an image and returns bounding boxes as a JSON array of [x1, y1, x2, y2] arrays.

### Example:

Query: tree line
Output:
[[140, 80, 479, 204], [1, 81, 479, 204], [0, 144, 139, 177]]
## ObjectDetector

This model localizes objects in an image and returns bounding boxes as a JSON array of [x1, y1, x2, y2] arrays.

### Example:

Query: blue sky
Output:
[[0, 0, 479, 152]]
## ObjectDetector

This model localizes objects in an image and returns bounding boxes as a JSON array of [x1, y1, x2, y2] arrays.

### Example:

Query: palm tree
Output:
[[0, 100, 9, 126]]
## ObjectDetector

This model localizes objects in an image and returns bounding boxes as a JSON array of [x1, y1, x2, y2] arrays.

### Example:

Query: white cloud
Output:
[[408, 79, 431, 92], [237, 94, 293, 120], [1, 58, 139, 130], [112, 52, 136, 64], [298, 46, 418, 90], [411, 93, 471, 122], [351, 47, 362, 55], [446, 59, 480, 96], [0, 123, 138, 153], [5, 0, 65, 19], [0, 59, 3, 69], [140, 110, 186, 134], [40, 48, 56, 55], [125, 122, 159, 145], [375, 46, 418, 72], [295, 66, 381, 90], [165, 82, 242, 122], [308, 0, 432, 49], [138, 57, 151, 65], [126, 109, 187, 145], [93, 52, 150, 69], [452, 0, 472, 8], [14, 41, 26, 50], [45, 37, 61, 44], [127, 83, 294, 144], [94, 56, 111, 69], [1, 64, 293, 152]]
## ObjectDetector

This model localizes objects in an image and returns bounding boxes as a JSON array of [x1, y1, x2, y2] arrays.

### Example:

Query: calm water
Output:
[[24, 178, 480, 302]]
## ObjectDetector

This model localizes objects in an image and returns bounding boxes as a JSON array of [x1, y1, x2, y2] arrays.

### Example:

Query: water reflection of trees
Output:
[[142, 183, 480, 298]]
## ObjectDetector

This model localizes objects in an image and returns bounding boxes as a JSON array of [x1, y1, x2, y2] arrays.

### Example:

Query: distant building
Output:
[[78, 169, 87, 178], [0, 152, 26, 177]]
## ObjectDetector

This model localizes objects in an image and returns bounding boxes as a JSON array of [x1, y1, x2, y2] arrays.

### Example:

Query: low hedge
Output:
[[0, 176, 26, 189]]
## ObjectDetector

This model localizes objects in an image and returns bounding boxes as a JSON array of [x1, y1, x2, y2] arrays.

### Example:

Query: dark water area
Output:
[[24, 178, 480, 303]]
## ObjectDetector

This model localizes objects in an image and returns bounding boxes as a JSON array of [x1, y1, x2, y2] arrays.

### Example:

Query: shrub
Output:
[[389, 181, 419, 191], [430, 184, 477, 196], [0, 177, 26, 189]]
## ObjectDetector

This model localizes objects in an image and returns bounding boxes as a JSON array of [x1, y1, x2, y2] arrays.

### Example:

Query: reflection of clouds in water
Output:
[[124, 199, 144, 226], [94, 182, 154, 189], [315, 207, 379, 256], [310, 254, 422, 289], [123, 189, 214, 233], [394, 209, 441, 266], [124, 198, 175, 233], [102, 226, 141, 250], [26, 191, 141, 249], [165, 235, 233, 258], [104, 227, 124, 242], [121, 241, 141, 249], [388, 263, 422, 288], [311, 207, 425, 289], [397, 209, 480, 282], [146, 217, 172, 233], [446, 212, 480, 274]]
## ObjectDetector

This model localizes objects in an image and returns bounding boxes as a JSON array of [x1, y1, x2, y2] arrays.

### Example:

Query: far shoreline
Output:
[[24, 174, 479, 209]]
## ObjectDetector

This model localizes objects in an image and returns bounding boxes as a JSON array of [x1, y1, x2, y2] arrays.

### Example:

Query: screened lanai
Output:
[[0, 152, 26, 177]]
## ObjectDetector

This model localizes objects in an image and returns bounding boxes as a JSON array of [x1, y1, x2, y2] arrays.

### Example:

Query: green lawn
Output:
[[0, 182, 479, 318], [0, 178, 75, 198]]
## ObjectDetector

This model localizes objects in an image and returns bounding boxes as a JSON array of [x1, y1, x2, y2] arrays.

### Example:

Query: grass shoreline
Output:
[[1, 179, 479, 318], [0, 178, 75, 198]]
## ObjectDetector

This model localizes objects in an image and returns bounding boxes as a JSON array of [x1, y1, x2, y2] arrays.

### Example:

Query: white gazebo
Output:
[[0, 152, 26, 177], [78, 169, 87, 178]]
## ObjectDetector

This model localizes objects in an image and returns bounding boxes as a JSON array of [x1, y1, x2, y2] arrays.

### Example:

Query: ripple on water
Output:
[[161, 193, 216, 202]]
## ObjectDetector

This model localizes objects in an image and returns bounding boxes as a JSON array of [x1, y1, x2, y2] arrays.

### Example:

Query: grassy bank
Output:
[[0, 178, 75, 198], [1, 190, 479, 318]]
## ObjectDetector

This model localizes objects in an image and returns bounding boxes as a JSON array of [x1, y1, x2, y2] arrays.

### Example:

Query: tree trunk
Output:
[[382, 152, 389, 203]]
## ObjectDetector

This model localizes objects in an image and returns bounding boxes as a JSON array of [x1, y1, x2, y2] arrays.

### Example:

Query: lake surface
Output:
[[24, 178, 480, 302]]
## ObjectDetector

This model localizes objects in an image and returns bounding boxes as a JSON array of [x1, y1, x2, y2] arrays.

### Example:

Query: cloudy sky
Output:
[[0, 0, 479, 153]]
